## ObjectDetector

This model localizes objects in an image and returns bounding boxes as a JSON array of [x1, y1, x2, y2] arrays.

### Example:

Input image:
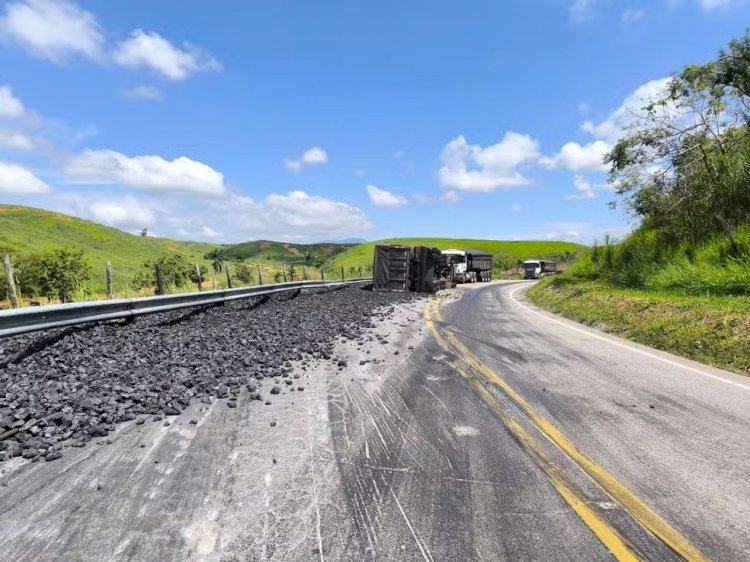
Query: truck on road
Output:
[[442, 249, 493, 283], [523, 259, 557, 279]]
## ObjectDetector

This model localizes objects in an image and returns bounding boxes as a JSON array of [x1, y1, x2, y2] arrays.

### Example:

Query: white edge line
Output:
[[508, 285, 750, 392]]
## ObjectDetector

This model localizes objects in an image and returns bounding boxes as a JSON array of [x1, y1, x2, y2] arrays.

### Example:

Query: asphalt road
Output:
[[1, 281, 748, 560]]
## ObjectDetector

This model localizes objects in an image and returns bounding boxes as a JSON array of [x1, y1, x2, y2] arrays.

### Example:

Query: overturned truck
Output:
[[373, 245, 452, 294]]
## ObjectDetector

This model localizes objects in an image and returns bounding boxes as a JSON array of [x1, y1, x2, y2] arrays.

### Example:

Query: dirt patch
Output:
[[282, 243, 300, 256], [320, 245, 335, 256], [259, 242, 271, 250]]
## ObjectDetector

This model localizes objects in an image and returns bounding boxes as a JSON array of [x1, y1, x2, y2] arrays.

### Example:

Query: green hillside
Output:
[[222, 240, 354, 264], [0, 205, 219, 293], [329, 238, 585, 270]]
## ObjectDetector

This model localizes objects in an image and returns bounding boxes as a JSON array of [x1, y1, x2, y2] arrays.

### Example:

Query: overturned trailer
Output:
[[373, 245, 449, 294]]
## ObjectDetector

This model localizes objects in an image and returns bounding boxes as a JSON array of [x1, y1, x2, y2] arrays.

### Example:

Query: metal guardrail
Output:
[[0, 278, 372, 338]]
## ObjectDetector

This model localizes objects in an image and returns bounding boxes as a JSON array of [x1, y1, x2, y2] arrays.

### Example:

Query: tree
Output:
[[303, 249, 316, 266], [273, 271, 284, 283], [605, 31, 750, 248], [35, 248, 92, 303], [235, 263, 255, 285], [132, 255, 195, 290], [205, 248, 226, 274]]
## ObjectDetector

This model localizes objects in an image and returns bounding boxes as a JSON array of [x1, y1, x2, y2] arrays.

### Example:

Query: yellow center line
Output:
[[426, 298, 710, 562], [424, 299, 639, 561]]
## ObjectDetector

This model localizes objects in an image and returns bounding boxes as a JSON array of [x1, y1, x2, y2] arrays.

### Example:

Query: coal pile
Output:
[[0, 287, 417, 464]]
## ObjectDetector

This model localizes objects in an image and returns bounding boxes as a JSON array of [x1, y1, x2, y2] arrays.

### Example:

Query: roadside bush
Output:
[[132, 255, 197, 291], [35, 248, 92, 303], [234, 263, 255, 285]]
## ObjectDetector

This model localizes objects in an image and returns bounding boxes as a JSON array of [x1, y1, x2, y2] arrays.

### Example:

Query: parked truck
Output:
[[523, 259, 557, 279], [441, 249, 493, 283]]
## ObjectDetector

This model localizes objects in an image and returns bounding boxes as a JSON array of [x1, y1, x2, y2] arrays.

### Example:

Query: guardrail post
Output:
[[195, 264, 203, 291], [225, 265, 233, 289], [106, 261, 113, 299], [257, 264, 263, 285], [155, 263, 165, 295], [283, 264, 287, 283], [3, 255, 19, 309]]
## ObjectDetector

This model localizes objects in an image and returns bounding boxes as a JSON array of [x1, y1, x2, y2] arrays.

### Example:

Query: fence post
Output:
[[303, 265, 307, 280], [3, 255, 19, 309], [195, 264, 203, 291], [341, 266, 345, 281], [359, 266, 363, 278], [155, 263, 165, 295], [106, 261, 113, 299], [282, 263, 287, 283], [257, 263, 263, 285], [321, 268, 325, 281], [225, 265, 233, 289]]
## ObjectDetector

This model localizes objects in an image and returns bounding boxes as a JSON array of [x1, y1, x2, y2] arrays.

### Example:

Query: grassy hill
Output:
[[329, 238, 584, 270], [0, 205, 219, 292], [222, 240, 354, 264]]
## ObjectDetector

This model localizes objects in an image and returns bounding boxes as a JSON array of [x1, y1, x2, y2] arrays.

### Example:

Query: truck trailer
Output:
[[373, 245, 448, 293], [441, 249, 493, 283], [523, 260, 557, 279]]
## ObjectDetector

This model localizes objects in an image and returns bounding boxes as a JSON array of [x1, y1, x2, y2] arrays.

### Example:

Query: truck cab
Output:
[[523, 260, 542, 279], [441, 249, 473, 283]]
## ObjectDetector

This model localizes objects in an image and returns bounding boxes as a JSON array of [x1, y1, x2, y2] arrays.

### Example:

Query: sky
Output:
[[0, 0, 748, 244]]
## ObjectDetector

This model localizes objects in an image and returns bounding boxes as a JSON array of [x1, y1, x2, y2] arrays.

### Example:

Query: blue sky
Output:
[[0, 0, 747, 243]]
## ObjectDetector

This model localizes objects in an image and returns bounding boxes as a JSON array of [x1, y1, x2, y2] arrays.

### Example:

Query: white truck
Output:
[[523, 259, 557, 279], [441, 249, 493, 283]]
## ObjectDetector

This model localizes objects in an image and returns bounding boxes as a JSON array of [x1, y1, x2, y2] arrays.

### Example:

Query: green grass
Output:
[[0, 205, 220, 294], [527, 277, 750, 376], [329, 238, 584, 270], [0, 205, 352, 298]]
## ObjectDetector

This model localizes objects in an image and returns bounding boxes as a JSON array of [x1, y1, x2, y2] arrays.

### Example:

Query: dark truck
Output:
[[373, 245, 450, 293]]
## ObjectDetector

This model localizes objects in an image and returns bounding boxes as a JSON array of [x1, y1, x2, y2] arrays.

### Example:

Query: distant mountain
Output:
[[220, 240, 355, 263]]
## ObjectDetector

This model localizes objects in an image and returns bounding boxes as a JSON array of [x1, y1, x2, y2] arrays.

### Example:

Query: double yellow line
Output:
[[424, 298, 708, 562]]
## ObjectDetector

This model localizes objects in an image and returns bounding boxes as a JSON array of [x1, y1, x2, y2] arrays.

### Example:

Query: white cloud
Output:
[[540, 140, 610, 171], [284, 146, 329, 172], [113, 29, 221, 80], [0, 130, 34, 149], [65, 149, 226, 196], [0, 86, 24, 117], [88, 196, 155, 227], [199, 226, 220, 238], [570, 0, 603, 22], [438, 133, 540, 192], [207, 190, 372, 242], [567, 175, 596, 200], [621, 8, 645, 24], [566, 175, 615, 200], [121, 85, 163, 100], [0, 161, 51, 194], [366, 184, 408, 208], [0, 0, 104, 63], [581, 77, 671, 142]]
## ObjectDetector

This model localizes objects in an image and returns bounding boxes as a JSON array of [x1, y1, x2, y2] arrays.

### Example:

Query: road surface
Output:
[[1, 281, 748, 560]]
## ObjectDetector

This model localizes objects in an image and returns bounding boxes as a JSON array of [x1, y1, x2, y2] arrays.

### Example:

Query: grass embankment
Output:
[[329, 238, 583, 270], [527, 277, 750, 376]]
